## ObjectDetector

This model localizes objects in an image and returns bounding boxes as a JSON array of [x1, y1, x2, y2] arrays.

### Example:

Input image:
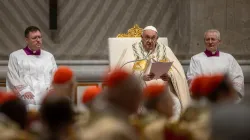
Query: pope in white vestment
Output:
[[187, 29, 244, 99], [117, 26, 191, 119], [6, 26, 57, 109]]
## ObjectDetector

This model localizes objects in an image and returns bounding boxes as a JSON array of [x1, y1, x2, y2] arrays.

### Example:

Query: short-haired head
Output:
[[141, 26, 159, 52], [40, 94, 74, 131], [103, 69, 142, 114], [143, 84, 166, 110], [204, 29, 220, 40], [24, 26, 41, 38]]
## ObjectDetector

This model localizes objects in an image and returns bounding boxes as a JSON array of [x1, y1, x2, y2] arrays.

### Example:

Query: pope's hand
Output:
[[160, 73, 170, 81], [142, 73, 155, 81]]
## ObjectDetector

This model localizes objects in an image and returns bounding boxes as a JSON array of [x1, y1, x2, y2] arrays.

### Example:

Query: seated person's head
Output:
[[190, 74, 236, 103], [82, 86, 102, 108], [104, 69, 142, 114], [52, 66, 75, 98], [40, 94, 75, 131], [143, 84, 173, 118]]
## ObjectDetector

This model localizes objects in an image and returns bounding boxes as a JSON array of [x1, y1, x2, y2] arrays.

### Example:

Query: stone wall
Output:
[[0, 0, 249, 60]]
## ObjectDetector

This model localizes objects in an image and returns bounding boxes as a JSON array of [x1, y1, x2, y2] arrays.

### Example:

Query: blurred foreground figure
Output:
[[79, 69, 142, 140], [0, 92, 34, 140], [0, 92, 27, 129], [51, 66, 75, 100], [143, 84, 176, 120], [0, 114, 34, 140], [82, 86, 102, 108], [176, 74, 237, 140], [137, 84, 176, 140], [211, 104, 250, 140], [39, 94, 77, 140], [190, 74, 237, 103], [75, 86, 102, 127]]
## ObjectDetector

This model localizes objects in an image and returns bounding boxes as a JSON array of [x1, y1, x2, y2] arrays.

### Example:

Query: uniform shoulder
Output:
[[10, 49, 25, 57], [191, 52, 206, 60], [75, 111, 91, 127], [41, 50, 54, 57], [144, 117, 166, 133], [143, 118, 168, 140], [219, 51, 234, 58], [157, 42, 171, 49], [132, 41, 141, 49], [157, 42, 168, 46], [95, 116, 129, 130], [94, 115, 134, 136], [132, 40, 140, 45], [82, 116, 135, 139]]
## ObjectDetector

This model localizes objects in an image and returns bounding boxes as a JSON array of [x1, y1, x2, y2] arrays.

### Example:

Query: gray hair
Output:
[[204, 29, 221, 40], [141, 30, 158, 37]]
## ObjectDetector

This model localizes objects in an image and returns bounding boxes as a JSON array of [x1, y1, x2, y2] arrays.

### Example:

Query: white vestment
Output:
[[6, 49, 57, 107], [118, 41, 191, 119], [187, 51, 244, 97]]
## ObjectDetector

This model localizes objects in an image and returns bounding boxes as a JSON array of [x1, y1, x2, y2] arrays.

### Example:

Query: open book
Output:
[[149, 61, 173, 79]]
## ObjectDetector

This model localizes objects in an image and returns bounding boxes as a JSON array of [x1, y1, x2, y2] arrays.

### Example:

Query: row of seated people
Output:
[[0, 66, 248, 140]]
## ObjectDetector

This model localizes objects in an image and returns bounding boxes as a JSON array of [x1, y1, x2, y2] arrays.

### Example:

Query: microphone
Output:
[[120, 50, 153, 69]]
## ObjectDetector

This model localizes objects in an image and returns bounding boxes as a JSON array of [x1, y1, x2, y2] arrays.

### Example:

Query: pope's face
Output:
[[204, 32, 221, 52], [25, 30, 42, 51], [141, 30, 158, 52]]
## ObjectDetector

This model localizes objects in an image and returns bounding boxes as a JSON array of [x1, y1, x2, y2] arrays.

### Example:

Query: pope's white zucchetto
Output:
[[143, 26, 158, 33]]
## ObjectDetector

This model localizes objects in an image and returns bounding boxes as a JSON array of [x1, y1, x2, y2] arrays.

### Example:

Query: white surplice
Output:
[[187, 51, 244, 97], [6, 49, 57, 106]]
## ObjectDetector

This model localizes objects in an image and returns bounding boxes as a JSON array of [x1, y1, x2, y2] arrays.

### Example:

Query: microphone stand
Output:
[[119, 50, 153, 87], [120, 50, 153, 69]]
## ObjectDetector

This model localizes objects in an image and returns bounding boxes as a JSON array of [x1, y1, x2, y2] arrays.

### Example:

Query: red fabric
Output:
[[164, 128, 189, 140], [82, 86, 102, 103], [104, 69, 130, 87], [190, 76, 208, 96], [190, 74, 224, 97], [204, 49, 219, 57], [53, 66, 73, 84], [0, 91, 18, 104], [143, 84, 165, 98]]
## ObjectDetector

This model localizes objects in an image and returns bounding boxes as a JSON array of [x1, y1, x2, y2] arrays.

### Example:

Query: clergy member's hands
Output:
[[23, 92, 34, 99], [142, 73, 155, 81], [160, 73, 170, 81]]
